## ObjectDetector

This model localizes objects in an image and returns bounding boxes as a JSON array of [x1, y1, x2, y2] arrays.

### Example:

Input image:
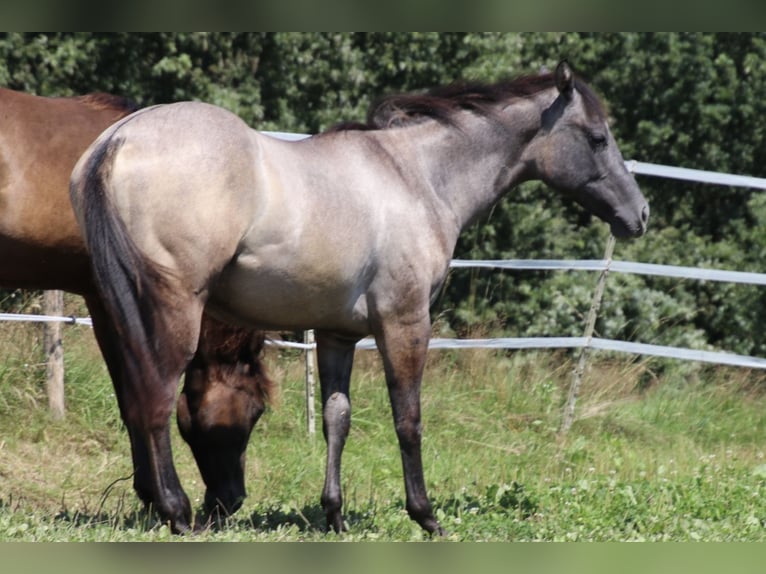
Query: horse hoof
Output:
[[170, 517, 194, 535], [422, 518, 447, 537], [326, 513, 347, 534]]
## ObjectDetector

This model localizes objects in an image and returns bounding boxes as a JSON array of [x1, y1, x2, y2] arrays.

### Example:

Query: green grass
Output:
[[1, 307, 765, 541]]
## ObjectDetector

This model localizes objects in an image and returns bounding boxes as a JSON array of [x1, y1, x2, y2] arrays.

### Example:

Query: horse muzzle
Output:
[[204, 482, 247, 517], [611, 202, 649, 239]]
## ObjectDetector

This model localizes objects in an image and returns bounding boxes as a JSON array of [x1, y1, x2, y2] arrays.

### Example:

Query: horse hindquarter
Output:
[[70, 102, 260, 532]]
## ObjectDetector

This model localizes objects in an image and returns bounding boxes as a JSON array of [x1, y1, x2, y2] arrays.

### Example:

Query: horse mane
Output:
[[326, 71, 606, 133], [75, 92, 140, 115], [195, 318, 275, 407]]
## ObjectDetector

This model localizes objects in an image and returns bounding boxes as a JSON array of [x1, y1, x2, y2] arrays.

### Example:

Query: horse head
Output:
[[176, 317, 273, 519], [524, 61, 649, 238]]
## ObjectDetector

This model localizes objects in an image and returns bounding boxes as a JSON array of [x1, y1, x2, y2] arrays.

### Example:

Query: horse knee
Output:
[[393, 417, 422, 450], [323, 392, 350, 443]]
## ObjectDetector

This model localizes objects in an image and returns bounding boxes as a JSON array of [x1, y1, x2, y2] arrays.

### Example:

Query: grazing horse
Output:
[[70, 62, 648, 535], [0, 87, 273, 521]]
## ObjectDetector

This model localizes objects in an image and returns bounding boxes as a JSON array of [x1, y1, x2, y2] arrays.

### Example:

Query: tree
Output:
[[3, 33, 766, 355]]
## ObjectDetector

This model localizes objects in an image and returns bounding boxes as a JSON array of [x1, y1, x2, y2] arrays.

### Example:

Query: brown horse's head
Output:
[[176, 316, 273, 518]]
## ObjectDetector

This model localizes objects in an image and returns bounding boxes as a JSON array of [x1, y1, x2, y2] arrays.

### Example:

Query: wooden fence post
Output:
[[560, 234, 616, 435], [43, 290, 65, 419], [304, 329, 316, 436]]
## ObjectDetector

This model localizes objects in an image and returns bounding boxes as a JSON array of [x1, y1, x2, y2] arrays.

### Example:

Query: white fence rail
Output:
[[0, 312, 92, 326], [450, 258, 766, 286]]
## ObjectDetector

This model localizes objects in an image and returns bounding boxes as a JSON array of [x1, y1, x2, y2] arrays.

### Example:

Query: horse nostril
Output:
[[641, 204, 650, 226]]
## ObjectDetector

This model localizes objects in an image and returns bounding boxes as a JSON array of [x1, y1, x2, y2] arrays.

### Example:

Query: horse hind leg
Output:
[[315, 332, 356, 533], [84, 294, 154, 507], [116, 295, 206, 533]]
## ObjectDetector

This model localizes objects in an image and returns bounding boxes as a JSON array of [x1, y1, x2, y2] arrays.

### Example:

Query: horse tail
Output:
[[73, 135, 176, 381]]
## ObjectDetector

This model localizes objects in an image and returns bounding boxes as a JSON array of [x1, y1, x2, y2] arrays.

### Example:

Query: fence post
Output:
[[304, 329, 316, 436], [43, 290, 65, 420], [560, 234, 616, 435]]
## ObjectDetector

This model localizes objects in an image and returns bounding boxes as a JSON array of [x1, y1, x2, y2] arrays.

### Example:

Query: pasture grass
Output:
[[0, 304, 765, 541]]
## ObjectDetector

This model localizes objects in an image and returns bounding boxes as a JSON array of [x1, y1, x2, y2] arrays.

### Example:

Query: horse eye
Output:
[[587, 132, 607, 150]]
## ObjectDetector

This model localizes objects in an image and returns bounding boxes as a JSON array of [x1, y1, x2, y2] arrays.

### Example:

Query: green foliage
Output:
[[3, 33, 766, 355]]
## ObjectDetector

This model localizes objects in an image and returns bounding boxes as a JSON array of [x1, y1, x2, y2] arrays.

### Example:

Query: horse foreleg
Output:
[[376, 317, 446, 536], [315, 332, 356, 533]]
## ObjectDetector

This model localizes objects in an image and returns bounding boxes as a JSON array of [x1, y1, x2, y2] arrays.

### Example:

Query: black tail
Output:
[[73, 136, 176, 381]]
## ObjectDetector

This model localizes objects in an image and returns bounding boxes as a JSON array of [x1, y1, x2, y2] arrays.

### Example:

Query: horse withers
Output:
[[0, 86, 273, 525], [70, 61, 648, 535]]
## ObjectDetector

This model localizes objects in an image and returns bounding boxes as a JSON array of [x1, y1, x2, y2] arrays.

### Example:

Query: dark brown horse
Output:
[[0, 87, 273, 521], [70, 62, 648, 535]]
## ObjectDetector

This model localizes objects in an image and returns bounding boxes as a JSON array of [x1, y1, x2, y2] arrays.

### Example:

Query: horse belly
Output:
[[208, 263, 370, 335]]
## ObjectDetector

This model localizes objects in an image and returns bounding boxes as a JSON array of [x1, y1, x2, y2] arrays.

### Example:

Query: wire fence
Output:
[[7, 249, 766, 370]]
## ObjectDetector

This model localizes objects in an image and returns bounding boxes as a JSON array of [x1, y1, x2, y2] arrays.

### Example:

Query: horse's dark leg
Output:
[[127, 301, 206, 534], [315, 331, 356, 533], [93, 292, 202, 533], [142, 419, 191, 532], [84, 294, 153, 506], [375, 317, 445, 536], [114, 354, 193, 533]]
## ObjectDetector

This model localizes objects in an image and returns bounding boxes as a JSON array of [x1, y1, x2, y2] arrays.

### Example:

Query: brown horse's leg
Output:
[[84, 294, 154, 505], [375, 317, 446, 536], [315, 331, 357, 533]]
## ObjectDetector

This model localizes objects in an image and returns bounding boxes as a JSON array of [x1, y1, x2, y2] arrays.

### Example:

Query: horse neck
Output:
[[382, 97, 547, 236]]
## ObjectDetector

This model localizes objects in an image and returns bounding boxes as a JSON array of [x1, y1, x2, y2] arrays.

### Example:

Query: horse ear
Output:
[[555, 60, 574, 98]]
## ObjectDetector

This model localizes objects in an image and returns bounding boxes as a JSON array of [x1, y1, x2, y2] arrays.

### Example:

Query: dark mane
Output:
[[323, 119, 378, 133], [326, 71, 606, 133]]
